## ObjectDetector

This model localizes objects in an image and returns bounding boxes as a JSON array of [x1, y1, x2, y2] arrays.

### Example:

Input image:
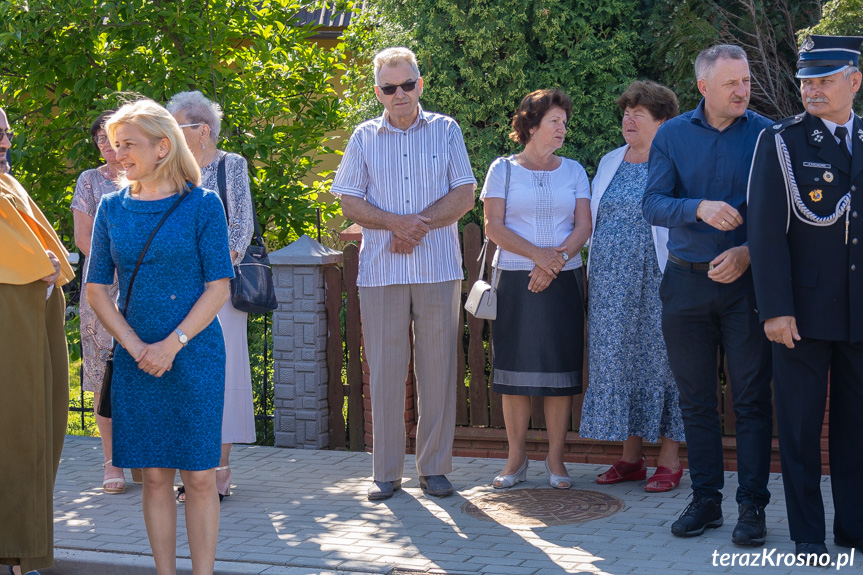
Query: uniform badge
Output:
[[801, 37, 815, 52], [823, 171, 834, 183], [858, 128, 863, 143], [803, 162, 831, 169], [809, 189, 823, 202], [812, 129, 824, 143]]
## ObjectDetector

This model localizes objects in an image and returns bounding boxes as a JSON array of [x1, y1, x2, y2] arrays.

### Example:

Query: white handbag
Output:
[[465, 159, 510, 320], [464, 241, 501, 319]]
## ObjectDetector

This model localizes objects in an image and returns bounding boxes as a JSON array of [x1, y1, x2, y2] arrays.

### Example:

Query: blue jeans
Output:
[[659, 261, 773, 507]]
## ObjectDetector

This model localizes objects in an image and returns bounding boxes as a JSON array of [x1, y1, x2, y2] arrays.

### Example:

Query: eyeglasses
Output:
[[95, 135, 110, 146], [377, 81, 418, 96], [0, 130, 14, 142], [178, 123, 203, 129]]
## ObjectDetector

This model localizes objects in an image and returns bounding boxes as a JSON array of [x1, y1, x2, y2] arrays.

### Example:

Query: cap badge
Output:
[[812, 129, 824, 143], [824, 171, 834, 183], [809, 189, 823, 202], [802, 37, 815, 52]]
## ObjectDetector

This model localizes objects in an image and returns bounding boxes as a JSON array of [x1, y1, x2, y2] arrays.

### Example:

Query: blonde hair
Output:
[[105, 99, 201, 195], [373, 47, 420, 85]]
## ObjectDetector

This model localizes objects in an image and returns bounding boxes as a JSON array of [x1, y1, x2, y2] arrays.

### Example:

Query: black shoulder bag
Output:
[[97, 190, 191, 418], [217, 154, 277, 314]]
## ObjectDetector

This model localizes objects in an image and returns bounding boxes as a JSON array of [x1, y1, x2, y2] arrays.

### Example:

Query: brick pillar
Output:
[[269, 235, 343, 449]]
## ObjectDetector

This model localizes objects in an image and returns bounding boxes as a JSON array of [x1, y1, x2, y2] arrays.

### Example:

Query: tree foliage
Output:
[[0, 0, 350, 245], [646, 0, 822, 119], [342, 0, 644, 226], [799, 0, 862, 37], [798, 0, 863, 114]]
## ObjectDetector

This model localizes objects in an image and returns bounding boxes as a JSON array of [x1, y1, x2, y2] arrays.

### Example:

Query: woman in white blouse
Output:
[[167, 91, 255, 501], [481, 89, 591, 489]]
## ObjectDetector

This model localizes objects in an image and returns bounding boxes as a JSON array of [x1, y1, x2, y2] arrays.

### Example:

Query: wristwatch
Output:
[[174, 328, 188, 347], [561, 251, 569, 262]]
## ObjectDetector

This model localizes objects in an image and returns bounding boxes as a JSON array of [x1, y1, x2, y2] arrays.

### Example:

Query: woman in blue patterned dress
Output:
[[86, 99, 233, 574], [580, 81, 686, 492]]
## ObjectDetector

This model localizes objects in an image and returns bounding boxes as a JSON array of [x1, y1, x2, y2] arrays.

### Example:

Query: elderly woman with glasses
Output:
[[166, 91, 255, 502], [579, 81, 685, 492], [71, 109, 141, 494]]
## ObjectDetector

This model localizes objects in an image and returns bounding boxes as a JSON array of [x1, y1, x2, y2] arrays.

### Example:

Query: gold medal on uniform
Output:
[[809, 189, 823, 202], [823, 171, 834, 183]]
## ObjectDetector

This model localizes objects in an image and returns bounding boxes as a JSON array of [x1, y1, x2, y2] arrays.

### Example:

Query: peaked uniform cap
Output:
[[797, 35, 863, 79]]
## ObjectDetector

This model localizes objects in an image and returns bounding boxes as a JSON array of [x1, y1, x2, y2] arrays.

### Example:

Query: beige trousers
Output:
[[359, 280, 460, 482]]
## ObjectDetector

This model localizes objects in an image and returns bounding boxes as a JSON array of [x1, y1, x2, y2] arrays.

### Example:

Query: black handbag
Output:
[[97, 189, 191, 418], [217, 154, 277, 314]]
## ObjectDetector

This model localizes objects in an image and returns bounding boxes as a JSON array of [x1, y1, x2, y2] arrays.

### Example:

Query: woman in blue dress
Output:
[[580, 81, 686, 492], [87, 99, 233, 574]]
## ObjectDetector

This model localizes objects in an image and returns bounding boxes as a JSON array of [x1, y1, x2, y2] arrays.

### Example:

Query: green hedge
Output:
[[342, 0, 644, 226]]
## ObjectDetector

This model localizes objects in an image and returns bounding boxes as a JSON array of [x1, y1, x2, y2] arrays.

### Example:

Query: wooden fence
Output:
[[324, 222, 614, 449], [321, 223, 782, 470]]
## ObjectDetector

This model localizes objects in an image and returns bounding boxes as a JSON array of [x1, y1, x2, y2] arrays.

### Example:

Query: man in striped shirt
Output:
[[331, 47, 477, 501]]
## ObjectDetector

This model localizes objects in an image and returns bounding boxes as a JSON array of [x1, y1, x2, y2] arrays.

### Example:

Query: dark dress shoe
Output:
[[732, 503, 766, 546], [419, 474, 453, 497], [367, 479, 401, 501], [795, 542, 830, 566], [834, 536, 863, 551], [671, 497, 723, 537]]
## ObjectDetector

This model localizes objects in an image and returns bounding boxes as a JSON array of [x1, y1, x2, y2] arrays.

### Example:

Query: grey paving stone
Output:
[[471, 565, 538, 575], [52, 436, 821, 575]]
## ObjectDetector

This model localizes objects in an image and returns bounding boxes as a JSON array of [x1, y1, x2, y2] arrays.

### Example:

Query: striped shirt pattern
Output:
[[331, 106, 477, 287]]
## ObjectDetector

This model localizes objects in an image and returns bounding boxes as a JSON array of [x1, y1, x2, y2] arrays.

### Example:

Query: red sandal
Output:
[[595, 456, 646, 485], [645, 465, 683, 492]]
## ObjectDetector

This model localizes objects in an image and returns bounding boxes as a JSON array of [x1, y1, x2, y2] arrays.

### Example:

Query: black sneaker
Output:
[[671, 497, 723, 537], [796, 542, 830, 566], [732, 503, 766, 546]]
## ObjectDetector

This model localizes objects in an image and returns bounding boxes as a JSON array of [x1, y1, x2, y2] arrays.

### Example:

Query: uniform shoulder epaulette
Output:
[[765, 115, 804, 134]]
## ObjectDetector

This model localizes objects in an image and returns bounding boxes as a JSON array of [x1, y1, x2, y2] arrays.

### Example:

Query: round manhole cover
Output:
[[461, 489, 624, 527]]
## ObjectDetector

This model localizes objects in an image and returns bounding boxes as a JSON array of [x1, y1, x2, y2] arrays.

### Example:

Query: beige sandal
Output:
[[102, 459, 126, 494], [216, 465, 232, 500]]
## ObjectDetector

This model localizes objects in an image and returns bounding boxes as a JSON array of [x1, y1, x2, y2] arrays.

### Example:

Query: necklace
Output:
[[99, 163, 118, 181], [517, 152, 558, 171]]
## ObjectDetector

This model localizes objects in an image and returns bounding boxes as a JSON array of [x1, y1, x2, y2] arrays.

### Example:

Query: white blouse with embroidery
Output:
[[480, 155, 590, 271]]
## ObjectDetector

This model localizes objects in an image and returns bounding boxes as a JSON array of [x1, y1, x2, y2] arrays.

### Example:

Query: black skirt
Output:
[[491, 268, 585, 396]]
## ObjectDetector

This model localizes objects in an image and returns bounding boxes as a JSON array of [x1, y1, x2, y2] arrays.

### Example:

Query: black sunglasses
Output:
[[378, 80, 418, 96]]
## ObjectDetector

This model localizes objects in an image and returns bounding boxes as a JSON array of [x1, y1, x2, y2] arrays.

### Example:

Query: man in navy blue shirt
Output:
[[643, 44, 774, 546]]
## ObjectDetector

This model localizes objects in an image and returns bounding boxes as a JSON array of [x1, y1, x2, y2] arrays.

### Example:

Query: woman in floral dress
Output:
[[580, 81, 686, 492], [71, 109, 134, 494]]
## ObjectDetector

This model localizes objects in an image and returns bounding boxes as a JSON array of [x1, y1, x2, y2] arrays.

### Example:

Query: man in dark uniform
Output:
[[748, 35, 863, 559]]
